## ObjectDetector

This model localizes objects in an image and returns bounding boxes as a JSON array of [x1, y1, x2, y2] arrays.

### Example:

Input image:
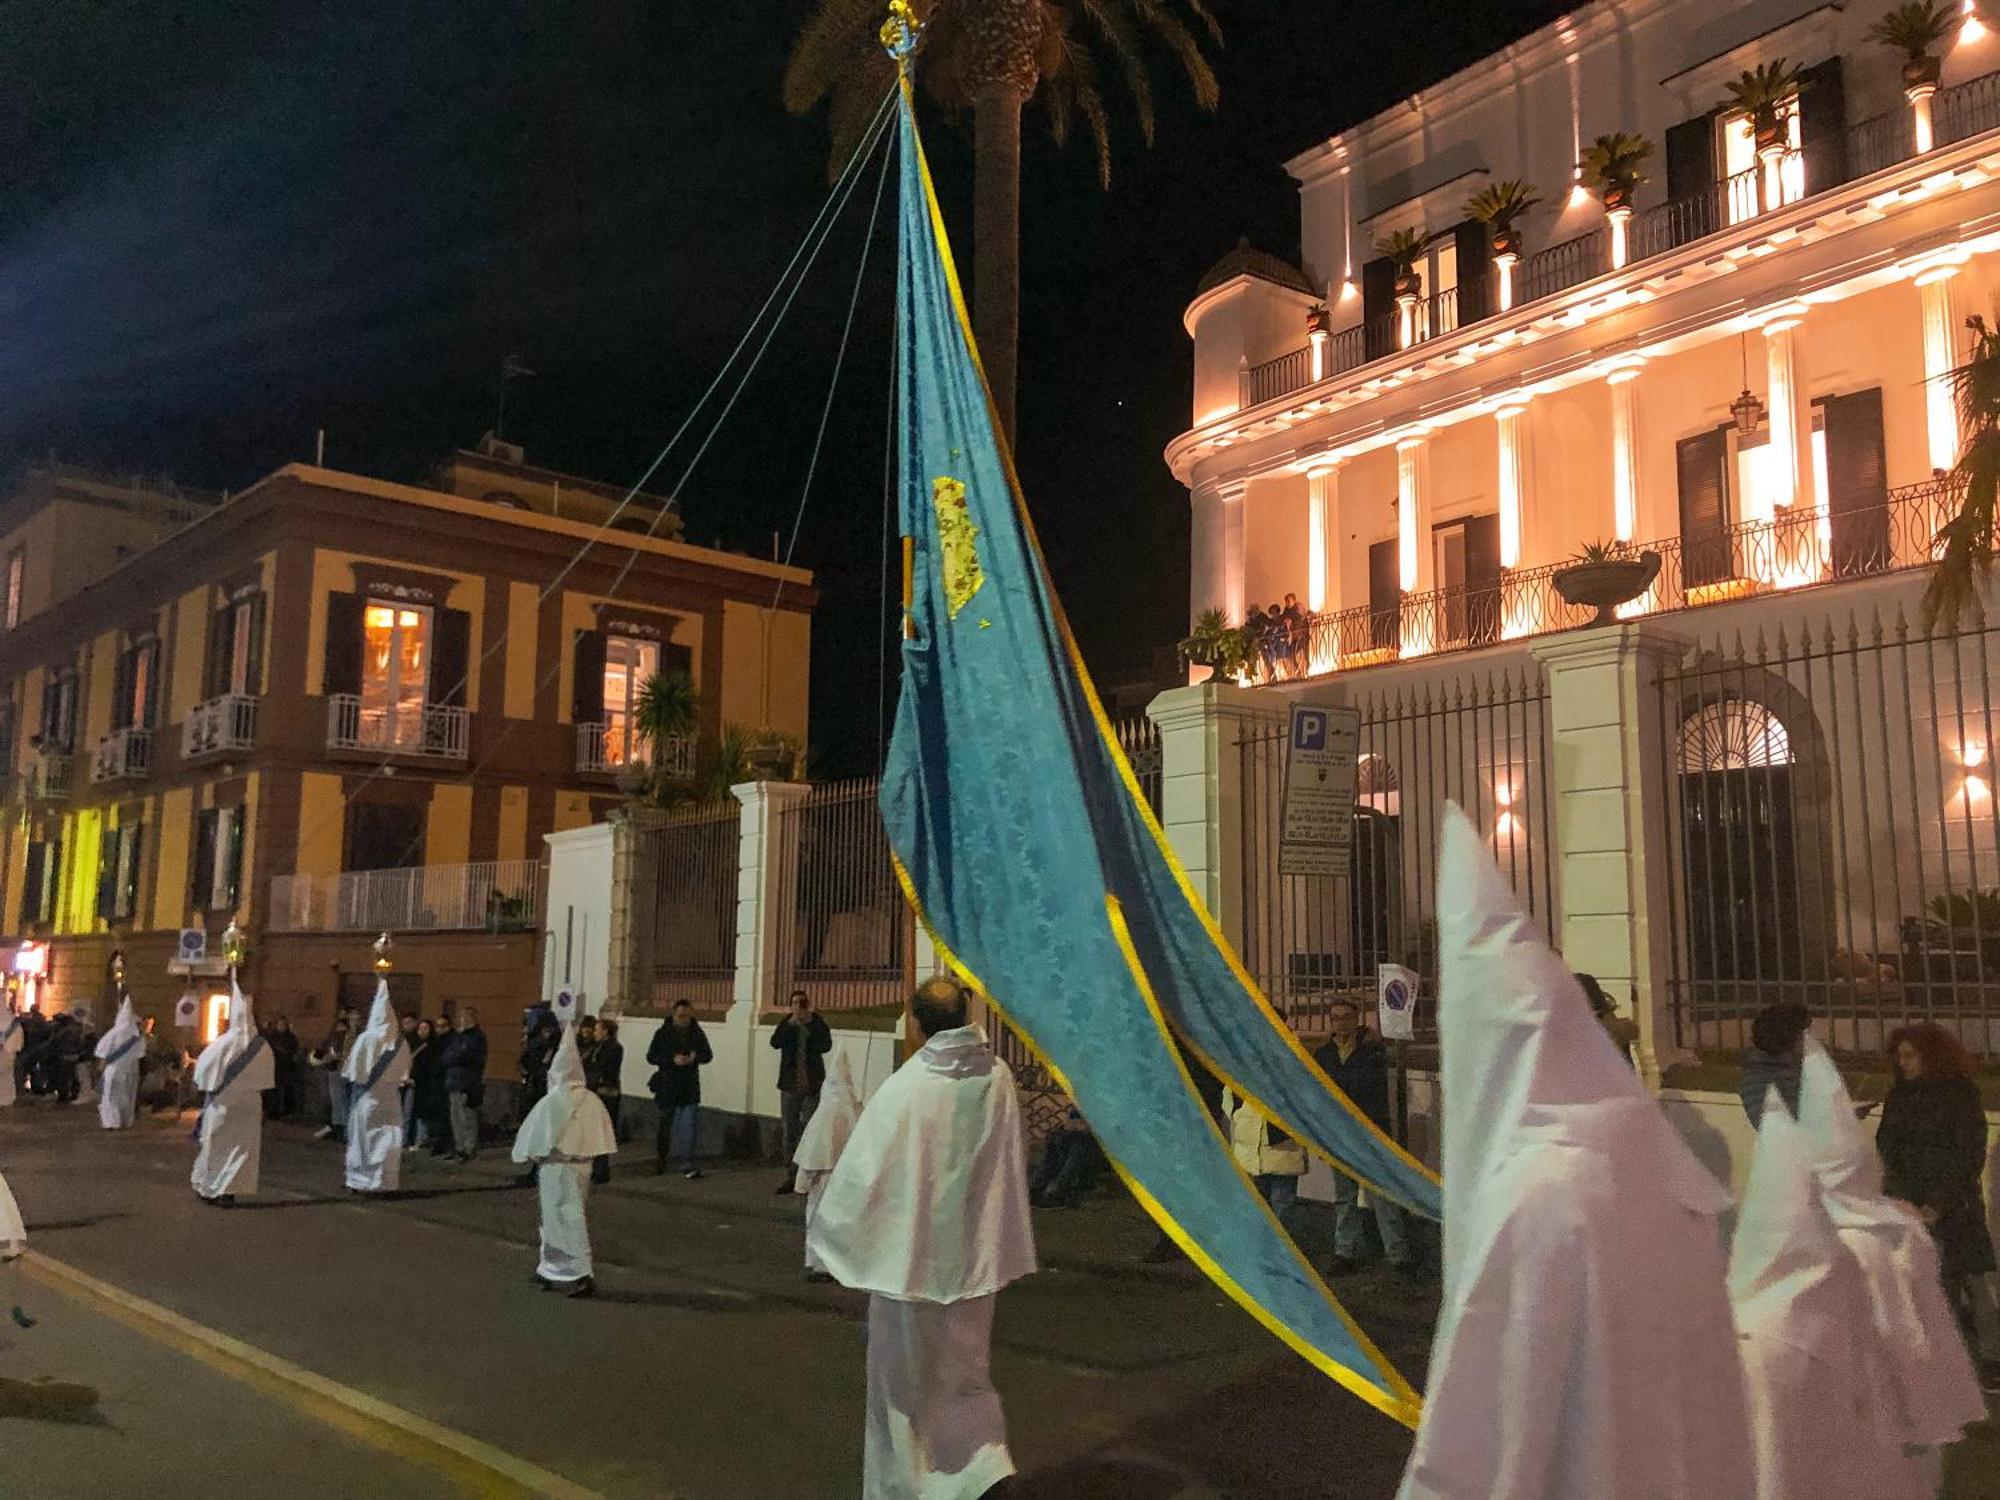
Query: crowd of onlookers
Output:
[[1241, 594, 1311, 681]]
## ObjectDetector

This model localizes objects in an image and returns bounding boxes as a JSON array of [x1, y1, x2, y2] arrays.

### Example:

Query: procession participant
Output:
[[93, 999, 142, 1130], [793, 1044, 862, 1282], [190, 977, 273, 1207], [1, 1162, 27, 1336], [342, 981, 411, 1195], [0, 1001, 21, 1108], [1796, 1042, 1986, 1493], [1728, 1090, 1900, 1498], [510, 1021, 615, 1299], [1398, 806, 1753, 1500], [808, 978, 1035, 1500]]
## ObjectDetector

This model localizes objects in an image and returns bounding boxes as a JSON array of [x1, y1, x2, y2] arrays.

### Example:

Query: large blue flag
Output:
[[878, 22, 1438, 1426]]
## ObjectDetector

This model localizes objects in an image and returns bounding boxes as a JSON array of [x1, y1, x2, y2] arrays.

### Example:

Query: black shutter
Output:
[[0, 700, 15, 771], [1360, 256, 1398, 360], [110, 649, 132, 732], [20, 842, 42, 928], [222, 807, 245, 909], [1797, 57, 1847, 193], [139, 642, 158, 729], [571, 630, 607, 724], [244, 593, 267, 695], [43, 841, 60, 925], [1367, 538, 1402, 653], [1822, 388, 1889, 576], [1664, 114, 1719, 246], [1452, 219, 1492, 325], [1677, 428, 1732, 587], [38, 680, 54, 744], [204, 606, 228, 701], [322, 593, 365, 699], [430, 608, 471, 708], [123, 824, 144, 919], [54, 676, 75, 752], [661, 642, 692, 680], [191, 809, 217, 911], [96, 833, 117, 921], [1465, 512, 1503, 645]]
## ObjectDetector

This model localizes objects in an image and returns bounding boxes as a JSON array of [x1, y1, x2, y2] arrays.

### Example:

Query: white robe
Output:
[[342, 987, 410, 1193], [0, 1013, 21, 1108], [795, 1047, 862, 1273], [190, 993, 274, 1201], [511, 1023, 616, 1287], [809, 1024, 1035, 1500], [0, 1168, 23, 1258], [535, 1158, 594, 1283], [94, 1004, 142, 1130]]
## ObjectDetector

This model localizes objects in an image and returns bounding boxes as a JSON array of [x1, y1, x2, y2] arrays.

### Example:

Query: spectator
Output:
[[648, 999, 713, 1179], [770, 990, 833, 1193], [263, 1015, 303, 1118], [1281, 592, 1308, 675], [309, 1011, 356, 1142], [579, 1015, 625, 1184], [518, 1006, 561, 1122], [1224, 1087, 1306, 1231], [440, 1007, 488, 1163], [1879, 1023, 1999, 1373], [417, 1016, 454, 1152], [1261, 603, 1287, 678], [403, 1019, 442, 1153], [49, 1014, 85, 1106], [399, 1016, 428, 1149], [1739, 1002, 1812, 1127], [1576, 973, 1640, 1070], [1029, 1106, 1102, 1209], [1312, 998, 1417, 1275]]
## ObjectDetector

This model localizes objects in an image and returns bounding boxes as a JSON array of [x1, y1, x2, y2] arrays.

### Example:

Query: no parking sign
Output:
[[552, 987, 579, 1023], [1377, 964, 1419, 1042]]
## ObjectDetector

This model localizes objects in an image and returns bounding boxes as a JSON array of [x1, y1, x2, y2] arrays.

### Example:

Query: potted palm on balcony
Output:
[[1465, 180, 1541, 261], [632, 669, 699, 797], [1583, 132, 1653, 213], [1554, 541, 1662, 625], [1722, 59, 1807, 154], [1376, 228, 1429, 302], [1176, 608, 1254, 683], [1870, 0, 1955, 91]]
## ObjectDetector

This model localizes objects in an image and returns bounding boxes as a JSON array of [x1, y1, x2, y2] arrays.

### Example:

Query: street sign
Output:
[[553, 987, 579, 1022], [1278, 703, 1361, 877], [1377, 963, 1419, 1042], [173, 993, 199, 1029], [177, 928, 208, 965]]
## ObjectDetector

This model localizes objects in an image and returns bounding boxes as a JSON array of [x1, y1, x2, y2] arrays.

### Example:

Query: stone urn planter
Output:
[[1553, 550, 1662, 625], [613, 759, 652, 799]]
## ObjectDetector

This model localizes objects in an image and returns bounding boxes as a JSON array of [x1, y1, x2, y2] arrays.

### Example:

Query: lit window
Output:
[[602, 636, 660, 766], [361, 604, 430, 749], [1719, 100, 1804, 225]]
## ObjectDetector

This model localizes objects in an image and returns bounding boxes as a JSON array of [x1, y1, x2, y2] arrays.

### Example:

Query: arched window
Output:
[[1356, 752, 1399, 813], [1678, 700, 1793, 774]]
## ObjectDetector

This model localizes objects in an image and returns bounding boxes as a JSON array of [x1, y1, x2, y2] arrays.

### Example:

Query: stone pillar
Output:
[[724, 780, 812, 1114], [1909, 79, 1938, 155], [1607, 205, 1633, 271], [1305, 464, 1338, 614], [1188, 478, 1247, 640], [1147, 681, 1281, 945], [1607, 357, 1644, 543], [1761, 304, 1811, 519], [1494, 401, 1528, 569], [1530, 623, 1690, 1087], [1396, 434, 1427, 591], [1915, 253, 1966, 472]]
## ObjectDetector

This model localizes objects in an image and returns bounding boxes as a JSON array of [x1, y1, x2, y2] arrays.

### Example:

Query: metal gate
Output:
[[632, 801, 741, 1015], [771, 779, 915, 1013]]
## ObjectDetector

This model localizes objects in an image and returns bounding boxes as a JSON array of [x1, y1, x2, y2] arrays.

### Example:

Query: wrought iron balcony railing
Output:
[[182, 694, 258, 760]]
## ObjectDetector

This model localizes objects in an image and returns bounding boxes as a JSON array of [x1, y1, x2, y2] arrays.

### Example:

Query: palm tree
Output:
[[1923, 315, 2000, 631], [784, 0, 1221, 443]]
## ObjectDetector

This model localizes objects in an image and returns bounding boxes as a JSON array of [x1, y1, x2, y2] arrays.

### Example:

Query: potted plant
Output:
[[744, 728, 804, 780], [1553, 541, 1663, 624], [632, 668, 699, 790], [1177, 607, 1254, 681], [1375, 228, 1430, 301], [1306, 303, 1332, 337], [1722, 59, 1807, 154], [1465, 179, 1541, 260], [1583, 132, 1653, 212], [1869, 0, 1955, 90]]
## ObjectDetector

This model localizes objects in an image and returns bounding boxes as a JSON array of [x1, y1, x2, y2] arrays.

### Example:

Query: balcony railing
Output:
[[182, 694, 258, 760], [26, 754, 71, 803], [325, 694, 468, 760], [269, 859, 542, 934], [91, 727, 152, 783], [576, 722, 697, 781], [1231, 77, 2000, 412], [1247, 477, 1961, 682]]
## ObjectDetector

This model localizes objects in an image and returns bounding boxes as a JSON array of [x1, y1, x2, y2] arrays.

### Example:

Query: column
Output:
[[1607, 206, 1633, 271], [1396, 434, 1427, 591], [1760, 304, 1811, 519], [1916, 254, 1966, 472], [1495, 401, 1528, 568], [1909, 79, 1939, 155], [1606, 357, 1644, 543], [1147, 681, 1283, 945], [1222, 481, 1246, 624], [1188, 478, 1247, 637], [1305, 464, 1338, 613], [1530, 623, 1691, 1086], [726, 780, 812, 1113]]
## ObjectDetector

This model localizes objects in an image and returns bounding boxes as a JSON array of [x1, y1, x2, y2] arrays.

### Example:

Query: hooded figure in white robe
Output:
[[0, 1005, 22, 1108], [807, 984, 1035, 1500], [92, 999, 142, 1130], [1729, 1088, 1904, 1498], [1795, 1042, 1985, 1491], [342, 981, 410, 1194], [511, 1021, 615, 1295], [190, 977, 273, 1203], [0, 1165, 26, 1339], [794, 1045, 863, 1275], [1399, 806, 1754, 1500]]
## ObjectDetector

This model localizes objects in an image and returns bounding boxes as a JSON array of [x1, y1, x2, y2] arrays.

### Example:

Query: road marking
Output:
[[22, 1251, 616, 1500]]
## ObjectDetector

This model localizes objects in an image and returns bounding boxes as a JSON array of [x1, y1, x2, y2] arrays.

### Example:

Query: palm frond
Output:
[[1924, 315, 2000, 629], [782, 0, 895, 113], [1122, 0, 1220, 111], [1071, 0, 1155, 145]]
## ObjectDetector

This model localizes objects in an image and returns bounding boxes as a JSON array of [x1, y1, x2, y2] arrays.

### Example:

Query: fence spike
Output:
[[1892, 602, 1910, 642], [1868, 605, 1885, 648]]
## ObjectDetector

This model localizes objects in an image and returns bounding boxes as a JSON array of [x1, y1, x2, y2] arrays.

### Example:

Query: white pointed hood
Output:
[[512, 1021, 615, 1162], [1795, 1041, 1985, 1446], [1728, 1087, 1847, 1352], [93, 998, 140, 1062], [193, 974, 273, 1094], [341, 979, 409, 1088], [793, 1044, 861, 1178]]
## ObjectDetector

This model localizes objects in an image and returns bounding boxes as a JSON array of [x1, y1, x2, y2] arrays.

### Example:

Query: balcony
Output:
[[1248, 477, 1958, 682], [268, 859, 541, 934], [182, 694, 259, 761], [325, 695, 468, 761], [91, 727, 151, 783], [23, 754, 70, 803], [1236, 70, 2000, 412], [576, 722, 696, 782]]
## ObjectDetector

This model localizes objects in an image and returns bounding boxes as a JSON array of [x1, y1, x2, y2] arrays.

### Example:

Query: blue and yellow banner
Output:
[[878, 18, 1437, 1425]]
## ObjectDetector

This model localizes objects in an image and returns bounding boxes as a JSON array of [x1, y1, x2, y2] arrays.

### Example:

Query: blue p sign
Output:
[[1294, 710, 1327, 752]]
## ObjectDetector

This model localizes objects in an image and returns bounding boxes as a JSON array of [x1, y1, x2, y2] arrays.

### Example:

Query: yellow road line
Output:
[[23, 1250, 613, 1500]]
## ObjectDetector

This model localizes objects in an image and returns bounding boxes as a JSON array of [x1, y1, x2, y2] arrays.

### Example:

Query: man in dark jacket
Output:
[[1738, 1002, 1811, 1127], [517, 1006, 560, 1121], [440, 1007, 488, 1162], [582, 1016, 624, 1184], [1311, 999, 1415, 1275], [769, 989, 833, 1192], [648, 1000, 712, 1179]]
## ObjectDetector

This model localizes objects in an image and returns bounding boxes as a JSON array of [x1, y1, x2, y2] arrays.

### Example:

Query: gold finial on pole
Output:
[[880, 0, 919, 60], [372, 931, 395, 974], [220, 920, 247, 972]]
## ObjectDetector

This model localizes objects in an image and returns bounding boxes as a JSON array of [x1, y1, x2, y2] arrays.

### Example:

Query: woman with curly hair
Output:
[[1878, 1022, 1997, 1369]]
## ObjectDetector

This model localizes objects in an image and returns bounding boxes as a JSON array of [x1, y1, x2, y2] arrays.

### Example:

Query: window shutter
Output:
[[661, 642, 693, 680], [222, 807, 245, 910], [245, 593, 267, 695], [1822, 387, 1888, 576], [20, 842, 42, 928], [1797, 57, 1847, 193], [1360, 256, 1398, 360], [1452, 219, 1492, 324], [571, 630, 607, 724], [430, 608, 471, 709], [139, 642, 158, 729], [0, 700, 14, 772], [1367, 538, 1402, 653], [110, 649, 133, 732], [204, 606, 228, 701], [1677, 428, 1732, 586], [38, 680, 55, 745], [54, 676, 75, 752], [96, 834, 117, 922], [1664, 114, 1719, 246], [123, 824, 144, 920], [322, 593, 365, 699], [43, 842, 60, 925], [1464, 512, 1502, 645], [191, 809, 217, 911]]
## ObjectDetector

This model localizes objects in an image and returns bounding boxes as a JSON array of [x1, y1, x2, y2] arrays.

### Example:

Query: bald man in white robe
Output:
[[342, 982, 410, 1194], [512, 1021, 615, 1297], [809, 979, 1035, 1500], [93, 1000, 142, 1130], [191, 978, 273, 1206]]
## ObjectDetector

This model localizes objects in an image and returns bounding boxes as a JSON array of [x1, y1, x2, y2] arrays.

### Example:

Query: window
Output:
[[361, 603, 431, 749], [1366, 538, 1402, 653], [20, 839, 60, 927], [113, 637, 159, 732], [209, 592, 265, 699], [4, 551, 22, 630], [1415, 237, 1459, 339], [98, 822, 144, 922], [1718, 98, 1804, 224], [39, 670, 78, 753], [344, 801, 424, 872], [602, 635, 660, 766], [1431, 514, 1500, 647], [190, 806, 245, 913]]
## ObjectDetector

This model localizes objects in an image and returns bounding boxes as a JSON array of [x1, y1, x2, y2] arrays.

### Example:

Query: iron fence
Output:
[[1518, 228, 1606, 303], [630, 800, 741, 1015], [771, 778, 914, 1013], [1937, 66, 2000, 147], [1657, 603, 2000, 1059], [269, 859, 542, 934], [1235, 659, 1557, 1044], [1244, 346, 1312, 407], [1113, 714, 1163, 815]]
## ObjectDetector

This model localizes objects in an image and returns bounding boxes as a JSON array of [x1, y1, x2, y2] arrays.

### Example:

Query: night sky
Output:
[[0, 1, 1571, 775]]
